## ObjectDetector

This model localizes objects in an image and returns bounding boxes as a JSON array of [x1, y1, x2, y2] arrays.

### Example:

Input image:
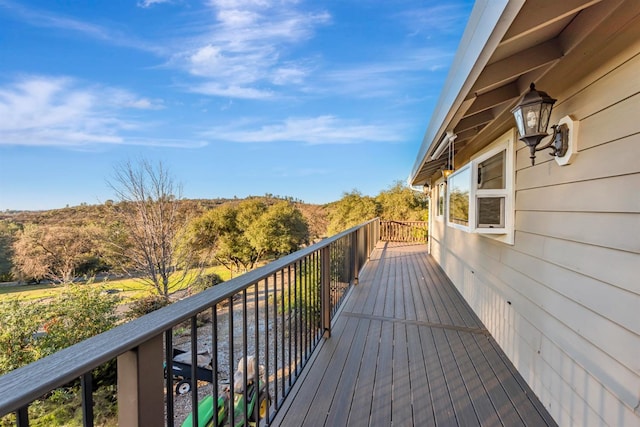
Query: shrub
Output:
[[39, 285, 121, 357], [0, 286, 121, 426], [0, 299, 43, 375], [3, 385, 119, 427], [189, 272, 225, 295], [126, 294, 169, 320]]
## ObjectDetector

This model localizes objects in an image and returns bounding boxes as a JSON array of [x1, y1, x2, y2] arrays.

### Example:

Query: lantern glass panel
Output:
[[523, 104, 540, 135], [540, 102, 553, 133], [513, 108, 525, 136]]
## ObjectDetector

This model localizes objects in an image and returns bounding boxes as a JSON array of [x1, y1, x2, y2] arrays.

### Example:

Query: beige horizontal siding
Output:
[[512, 46, 640, 421], [439, 229, 639, 425], [515, 231, 639, 296], [431, 43, 640, 426], [516, 210, 640, 253], [516, 132, 640, 190], [514, 46, 640, 421], [517, 174, 640, 213]]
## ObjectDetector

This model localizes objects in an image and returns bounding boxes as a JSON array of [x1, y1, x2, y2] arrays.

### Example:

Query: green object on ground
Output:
[[180, 394, 225, 427], [180, 381, 266, 427]]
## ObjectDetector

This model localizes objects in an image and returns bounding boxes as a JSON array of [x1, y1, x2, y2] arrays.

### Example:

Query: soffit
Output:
[[409, 0, 616, 187]]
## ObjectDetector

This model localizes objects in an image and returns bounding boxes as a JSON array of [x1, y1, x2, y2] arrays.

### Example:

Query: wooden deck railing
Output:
[[0, 219, 380, 427], [380, 220, 427, 242]]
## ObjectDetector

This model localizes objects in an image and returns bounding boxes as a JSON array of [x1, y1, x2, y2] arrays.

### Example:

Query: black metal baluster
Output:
[[282, 268, 298, 390], [264, 277, 270, 418], [211, 305, 218, 427], [228, 297, 234, 427], [253, 283, 261, 423], [242, 289, 248, 425], [190, 316, 198, 427], [16, 406, 28, 427], [81, 373, 93, 427], [311, 252, 316, 342], [281, 267, 287, 397], [298, 267, 309, 360], [296, 258, 300, 376], [270, 273, 277, 410]]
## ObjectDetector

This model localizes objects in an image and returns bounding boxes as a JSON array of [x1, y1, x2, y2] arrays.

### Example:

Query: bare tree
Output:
[[108, 159, 196, 299]]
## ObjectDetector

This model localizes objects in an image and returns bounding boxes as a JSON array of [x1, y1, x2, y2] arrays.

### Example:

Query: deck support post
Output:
[[321, 245, 331, 338], [117, 333, 164, 427]]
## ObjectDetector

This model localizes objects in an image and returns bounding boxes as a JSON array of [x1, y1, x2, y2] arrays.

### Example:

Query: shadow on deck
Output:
[[272, 242, 557, 427]]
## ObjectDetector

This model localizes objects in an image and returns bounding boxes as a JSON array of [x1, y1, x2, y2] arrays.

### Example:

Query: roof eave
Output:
[[409, 0, 524, 186]]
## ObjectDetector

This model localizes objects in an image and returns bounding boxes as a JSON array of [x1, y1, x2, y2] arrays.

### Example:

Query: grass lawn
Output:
[[0, 266, 232, 303]]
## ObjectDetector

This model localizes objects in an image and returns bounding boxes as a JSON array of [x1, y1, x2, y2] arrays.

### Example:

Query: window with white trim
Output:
[[435, 181, 446, 220], [447, 165, 471, 229], [446, 129, 515, 244]]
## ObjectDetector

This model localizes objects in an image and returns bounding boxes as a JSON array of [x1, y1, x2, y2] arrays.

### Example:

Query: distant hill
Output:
[[0, 196, 329, 240]]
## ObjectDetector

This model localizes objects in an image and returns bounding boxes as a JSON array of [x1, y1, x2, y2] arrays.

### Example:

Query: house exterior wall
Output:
[[428, 19, 640, 427]]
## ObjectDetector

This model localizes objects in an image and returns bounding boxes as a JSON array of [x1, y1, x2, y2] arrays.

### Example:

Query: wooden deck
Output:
[[272, 242, 557, 427]]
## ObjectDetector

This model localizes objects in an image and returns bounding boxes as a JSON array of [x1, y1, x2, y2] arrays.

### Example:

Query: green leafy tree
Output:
[[189, 203, 257, 274], [248, 201, 309, 257], [326, 190, 379, 235], [376, 181, 428, 221], [194, 200, 267, 274], [189, 200, 309, 275]]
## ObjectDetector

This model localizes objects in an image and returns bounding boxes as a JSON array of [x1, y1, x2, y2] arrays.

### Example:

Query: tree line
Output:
[[0, 160, 428, 299]]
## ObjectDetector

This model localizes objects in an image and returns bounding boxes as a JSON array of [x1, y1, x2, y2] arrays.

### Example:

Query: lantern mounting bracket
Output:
[[526, 123, 569, 165]]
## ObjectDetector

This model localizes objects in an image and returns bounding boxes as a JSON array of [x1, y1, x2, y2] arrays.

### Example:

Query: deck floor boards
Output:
[[272, 242, 557, 426]]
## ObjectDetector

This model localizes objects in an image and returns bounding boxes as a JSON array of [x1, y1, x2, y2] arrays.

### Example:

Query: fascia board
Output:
[[409, 0, 525, 185]]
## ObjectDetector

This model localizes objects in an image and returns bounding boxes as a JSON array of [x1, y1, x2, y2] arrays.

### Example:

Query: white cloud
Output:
[[125, 98, 160, 109], [0, 0, 161, 53], [190, 45, 223, 68], [189, 82, 273, 99], [137, 0, 173, 8], [400, 4, 472, 36], [173, 1, 330, 99], [106, 89, 165, 110], [174, 2, 465, 101], [313, 45, 454, 100], [272, 65, 309, 86], [0, 76, 179, 147], [203, 116, 401, 145]]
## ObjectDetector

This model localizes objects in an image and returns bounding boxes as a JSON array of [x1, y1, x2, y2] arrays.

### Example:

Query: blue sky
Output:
[[0, 0, 473, 211]]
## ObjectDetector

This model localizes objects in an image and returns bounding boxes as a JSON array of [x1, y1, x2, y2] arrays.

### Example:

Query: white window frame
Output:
[[434, 179, 446, 222], [445, 129, 516, 244], [446, 164, 472, 232]]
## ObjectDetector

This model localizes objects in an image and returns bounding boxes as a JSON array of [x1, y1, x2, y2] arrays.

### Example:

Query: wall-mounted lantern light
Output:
[[441, 131, 457, 178], [511, 83, 571, 166]]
